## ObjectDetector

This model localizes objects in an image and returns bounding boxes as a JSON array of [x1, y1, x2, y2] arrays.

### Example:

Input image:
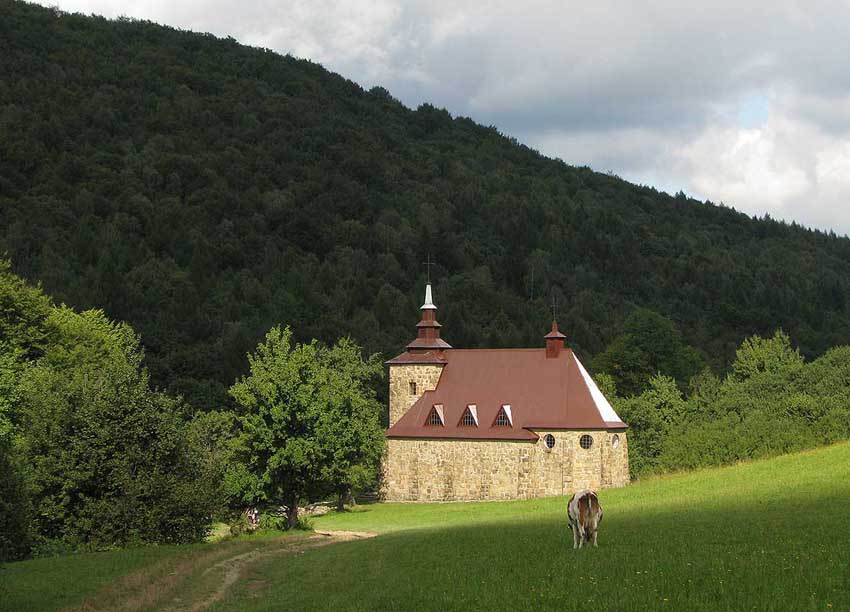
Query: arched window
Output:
[[612, 434, 620, 449], [579, 434, 594, 450]]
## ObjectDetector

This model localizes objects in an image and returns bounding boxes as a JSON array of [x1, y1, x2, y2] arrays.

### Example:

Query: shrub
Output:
[[0, 439, 30, 562], [16, 309, 214, 550], [615, 331, 850, 478]]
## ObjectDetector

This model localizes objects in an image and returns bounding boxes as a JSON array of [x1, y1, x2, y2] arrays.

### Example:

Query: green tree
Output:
[[592, 308, 704, 397], [0, 259, 52, 433], [0, 436, 30, 562], [617, 374, 684, 477], [732, 330, 804, 380], [229, 326, 323, 528], [0, 259, 51, 561], [229, 327, 385, 526], [16, 307, 212, 549], [0, 259, 51, 362], [186, 410, 240, 521], [314, 337, 385, 510]]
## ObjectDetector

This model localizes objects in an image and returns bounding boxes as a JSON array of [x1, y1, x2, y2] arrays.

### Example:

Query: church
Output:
[[382, 283, 630, 501]]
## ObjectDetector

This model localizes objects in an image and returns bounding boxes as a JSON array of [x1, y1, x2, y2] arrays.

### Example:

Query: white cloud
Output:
[[677, 98, 850, 232], [41, 0, 850, 234], [680, 120, 811, 212]]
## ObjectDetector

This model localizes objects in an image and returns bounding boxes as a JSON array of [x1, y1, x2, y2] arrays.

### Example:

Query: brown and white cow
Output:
[[567, 489, 603, 549]]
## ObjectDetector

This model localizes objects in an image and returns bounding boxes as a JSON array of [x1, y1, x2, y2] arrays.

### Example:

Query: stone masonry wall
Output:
[[388, 364, 444, 427], [383, 430, 629, 501]]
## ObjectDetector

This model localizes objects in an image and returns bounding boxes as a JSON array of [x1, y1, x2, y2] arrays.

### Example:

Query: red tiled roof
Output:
[[405, 336, 453, 350], [386, 347, 627, 440], [385, 350, 447, 365]]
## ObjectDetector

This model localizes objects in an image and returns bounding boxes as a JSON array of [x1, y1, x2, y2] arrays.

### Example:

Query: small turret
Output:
[[544, 321, 566, 358], [406, 283, 452, 352]]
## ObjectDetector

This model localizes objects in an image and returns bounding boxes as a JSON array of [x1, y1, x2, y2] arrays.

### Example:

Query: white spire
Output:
[[421, 283, 437, 310]]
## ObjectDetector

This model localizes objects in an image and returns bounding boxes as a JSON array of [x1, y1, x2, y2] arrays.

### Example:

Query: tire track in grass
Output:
[[183, 531, 376, 612], [62, 531, 376, 612]]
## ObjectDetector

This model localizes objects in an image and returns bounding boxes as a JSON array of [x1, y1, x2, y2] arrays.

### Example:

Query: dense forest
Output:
[[4, 1, 850, 410]]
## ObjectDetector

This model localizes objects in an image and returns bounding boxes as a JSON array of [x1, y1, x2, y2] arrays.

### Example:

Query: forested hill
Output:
[[3, 0, 850, 410]]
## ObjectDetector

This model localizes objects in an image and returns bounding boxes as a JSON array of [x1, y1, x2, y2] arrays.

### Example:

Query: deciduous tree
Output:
[[229, 327, 385, 526]]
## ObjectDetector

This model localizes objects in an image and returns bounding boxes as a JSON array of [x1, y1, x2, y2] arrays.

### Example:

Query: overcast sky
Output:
[[41, 0, 850, 235]]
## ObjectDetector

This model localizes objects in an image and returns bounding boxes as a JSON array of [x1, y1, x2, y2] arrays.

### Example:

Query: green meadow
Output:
[[3, 443, 850, 612]]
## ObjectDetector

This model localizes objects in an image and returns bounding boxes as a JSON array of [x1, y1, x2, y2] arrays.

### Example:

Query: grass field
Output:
[[2, 443, 849, 611]]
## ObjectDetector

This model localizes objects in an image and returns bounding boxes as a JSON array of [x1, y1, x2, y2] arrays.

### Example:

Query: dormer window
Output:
[[425, 404, 444, 426], [459, 404, 478, 427], [409, 381, 417, 395], [494, 404, 512, 427]]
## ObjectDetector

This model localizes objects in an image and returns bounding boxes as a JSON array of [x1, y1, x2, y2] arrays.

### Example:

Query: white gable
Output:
[[572, 354, 624, 424]]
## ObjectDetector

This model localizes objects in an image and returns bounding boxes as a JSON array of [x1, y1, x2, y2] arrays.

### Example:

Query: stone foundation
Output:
[[382, 430, 629, 501]]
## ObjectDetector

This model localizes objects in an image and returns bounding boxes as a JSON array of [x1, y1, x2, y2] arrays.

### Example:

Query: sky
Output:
[[40, 0, 850, 235]]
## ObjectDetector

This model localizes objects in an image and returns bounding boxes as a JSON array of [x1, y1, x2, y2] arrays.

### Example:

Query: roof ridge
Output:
[[446, 347, 569, 352]]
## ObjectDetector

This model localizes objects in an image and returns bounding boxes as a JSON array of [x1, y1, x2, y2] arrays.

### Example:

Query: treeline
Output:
[[605, 331, 850, 477], [4, 1, 850, 411], [3, 261, 850, 561], [0, 264, 384, 562]]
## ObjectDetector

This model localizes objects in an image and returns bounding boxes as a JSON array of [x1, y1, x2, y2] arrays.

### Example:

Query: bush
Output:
[[16, 308, 214, 550], [0, 439, 30, 562], [614, 331, 850, 478], [258, 513, 289, 531], [229, 513, 252, 537], [186, 410, 240, 521]]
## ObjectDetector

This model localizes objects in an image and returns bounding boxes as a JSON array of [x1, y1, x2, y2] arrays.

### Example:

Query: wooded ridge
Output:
[[3, 0, 850, 410]]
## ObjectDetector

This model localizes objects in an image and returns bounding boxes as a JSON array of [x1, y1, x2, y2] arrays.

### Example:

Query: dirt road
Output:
[[63, 531, 377, 612]]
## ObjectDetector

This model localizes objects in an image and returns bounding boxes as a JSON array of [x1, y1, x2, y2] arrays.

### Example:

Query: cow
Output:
[[567, 489, 603, 549]]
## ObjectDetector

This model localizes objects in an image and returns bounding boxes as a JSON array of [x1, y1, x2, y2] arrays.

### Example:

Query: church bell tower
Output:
[[385, 282, 451, 427]]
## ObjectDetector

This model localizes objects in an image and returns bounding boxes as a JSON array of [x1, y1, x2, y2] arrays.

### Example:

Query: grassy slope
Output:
[[233, 444, 850, 612], [2, 445, 849, 611], [0, 545, 184, 611], [0, 530, 304, 612]]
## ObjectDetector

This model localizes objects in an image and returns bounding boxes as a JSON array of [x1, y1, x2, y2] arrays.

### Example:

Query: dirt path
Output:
[[63, 530, 377, 612], [185, 531, 376, 612]]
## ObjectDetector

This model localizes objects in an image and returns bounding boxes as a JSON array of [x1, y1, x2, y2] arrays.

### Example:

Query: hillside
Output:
[[4, 1, 850, 409], [4, 443, 849, 611]]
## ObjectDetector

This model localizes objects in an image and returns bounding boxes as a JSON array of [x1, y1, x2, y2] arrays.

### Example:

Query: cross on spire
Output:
[[423, 253, 436, 283], [550, 295, 558, 322]]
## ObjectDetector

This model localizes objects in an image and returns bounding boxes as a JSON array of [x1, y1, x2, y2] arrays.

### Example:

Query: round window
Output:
[[544, 434, 556, 449], [579, 434, 594, 450], [612, 434, 620, 449]]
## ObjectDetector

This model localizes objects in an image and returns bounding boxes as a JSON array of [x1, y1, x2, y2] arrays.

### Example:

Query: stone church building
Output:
[[382, 283, 629, 502]]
